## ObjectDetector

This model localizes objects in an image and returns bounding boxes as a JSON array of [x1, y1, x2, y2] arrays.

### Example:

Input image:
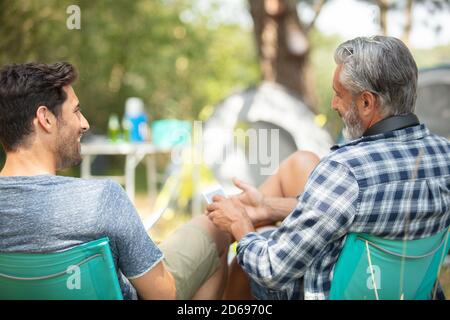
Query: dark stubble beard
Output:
[[342, 101, 365, 141], [55, 121, 82, 171]]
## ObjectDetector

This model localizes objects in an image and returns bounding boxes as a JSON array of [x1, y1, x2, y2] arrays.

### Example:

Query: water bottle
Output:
[[124, 97, 149, 142], [107, 113, 120, 142], [121, 115, 131, 142]]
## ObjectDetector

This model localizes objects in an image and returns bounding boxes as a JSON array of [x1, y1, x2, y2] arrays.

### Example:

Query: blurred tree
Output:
[[248, 0, 327, 112], [0, 0, 259, 133], [402, 0, 414, 44]]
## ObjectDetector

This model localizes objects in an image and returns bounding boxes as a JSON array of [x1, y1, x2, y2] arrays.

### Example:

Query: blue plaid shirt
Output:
[[236, 124, 450, 299]]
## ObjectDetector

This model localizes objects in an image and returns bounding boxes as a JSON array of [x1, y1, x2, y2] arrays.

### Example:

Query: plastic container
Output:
[[124, 97, 149, 142], [107, 114, 120, 142], [151, 119, 192, 149]]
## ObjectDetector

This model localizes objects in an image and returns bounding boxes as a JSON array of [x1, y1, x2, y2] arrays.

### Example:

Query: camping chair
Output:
[[329, 228, 450, 300], [0, 237, 123, 300]]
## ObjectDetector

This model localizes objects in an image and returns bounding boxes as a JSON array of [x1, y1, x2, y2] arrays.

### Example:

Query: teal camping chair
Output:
[[329, 228, 450, 300], [0, 237, 123, 300]]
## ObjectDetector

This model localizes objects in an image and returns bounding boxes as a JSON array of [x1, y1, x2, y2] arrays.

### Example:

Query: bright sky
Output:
[[313, 0, 450, 49], [201, 0, 450, 49]]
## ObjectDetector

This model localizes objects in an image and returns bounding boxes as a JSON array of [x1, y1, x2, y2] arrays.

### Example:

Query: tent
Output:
[[202, 81, 334, 193], [416, 65, 450, 139]]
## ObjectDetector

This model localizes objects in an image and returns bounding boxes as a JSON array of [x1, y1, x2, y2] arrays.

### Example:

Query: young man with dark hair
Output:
[[0, 62, 231, 300]]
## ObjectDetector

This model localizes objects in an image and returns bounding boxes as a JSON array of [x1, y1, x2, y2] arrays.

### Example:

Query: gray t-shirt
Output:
[[0, 175, 163, 299]]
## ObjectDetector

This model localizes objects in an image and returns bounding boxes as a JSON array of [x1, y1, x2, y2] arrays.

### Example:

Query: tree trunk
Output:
[[248, 0, 317, 112], [376, 0, 389, 35], [402, 0, 414, 46]]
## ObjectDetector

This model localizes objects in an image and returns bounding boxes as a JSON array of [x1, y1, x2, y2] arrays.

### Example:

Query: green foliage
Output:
[[1, 0, 449, 151], [309, 29, 344, 138], [0, 0, 259, 134]]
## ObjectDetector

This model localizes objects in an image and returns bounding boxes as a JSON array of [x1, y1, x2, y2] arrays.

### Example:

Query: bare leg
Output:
[[188, 215, 231, 299], [223, 257, 254, 300], [224, 150, 320, 300], [259, 150, 320, 197], [192, 251, 228, 299]]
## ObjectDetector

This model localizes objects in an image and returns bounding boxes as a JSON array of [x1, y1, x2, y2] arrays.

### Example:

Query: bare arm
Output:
[[129, 261, 176, 300], [259, 150, 320, 198], [245, 150, 319, 225], [207, 150, 319, 229]]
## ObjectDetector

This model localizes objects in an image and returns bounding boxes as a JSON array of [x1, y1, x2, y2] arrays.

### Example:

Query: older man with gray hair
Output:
[[206, 36, 450, 300]]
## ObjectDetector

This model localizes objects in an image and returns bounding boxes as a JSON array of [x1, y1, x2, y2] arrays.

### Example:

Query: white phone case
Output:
[[202, 185, 226, 204]]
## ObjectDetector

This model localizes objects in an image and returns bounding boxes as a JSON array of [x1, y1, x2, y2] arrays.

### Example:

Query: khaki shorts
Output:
[[159, 223, 221, 300]]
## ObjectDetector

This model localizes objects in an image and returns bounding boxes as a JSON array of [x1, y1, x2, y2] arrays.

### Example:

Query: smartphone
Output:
[[202, 185, 227, 204]]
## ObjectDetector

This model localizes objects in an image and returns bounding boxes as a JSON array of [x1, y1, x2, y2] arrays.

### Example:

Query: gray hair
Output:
[[334, 36, 418, 118]]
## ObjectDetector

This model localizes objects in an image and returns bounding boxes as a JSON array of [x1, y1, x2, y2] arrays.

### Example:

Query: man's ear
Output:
[[35, 106, 56, 133], [359, 91, 377, 118]]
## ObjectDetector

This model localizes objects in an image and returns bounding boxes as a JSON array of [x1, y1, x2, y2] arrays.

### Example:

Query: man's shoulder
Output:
[[0, 175, 122, 196], [333, 130, 450, 162], [51, 175, 114, 189], [320, 129, 450, 183], [321, 143, 369, 168], [318, 139, 389, 180], [45, 177, 130, 220], [325, 133, 416, 167], [425, 132, 450, 149], [56, 176, 125, 197]]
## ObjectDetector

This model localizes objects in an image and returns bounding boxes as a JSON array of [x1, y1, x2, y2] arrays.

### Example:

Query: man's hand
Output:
[[206, 195, 255, 241], [232, 177, 272, 227]]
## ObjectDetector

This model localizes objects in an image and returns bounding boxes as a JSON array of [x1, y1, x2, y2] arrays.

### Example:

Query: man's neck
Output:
[[0, 149, 56, 177]]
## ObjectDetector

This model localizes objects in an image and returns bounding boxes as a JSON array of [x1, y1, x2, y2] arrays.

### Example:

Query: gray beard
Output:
[[342, 102, 365, 141]]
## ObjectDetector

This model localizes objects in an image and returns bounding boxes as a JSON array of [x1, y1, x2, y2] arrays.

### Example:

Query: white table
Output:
[[80, 141, 171, 203]]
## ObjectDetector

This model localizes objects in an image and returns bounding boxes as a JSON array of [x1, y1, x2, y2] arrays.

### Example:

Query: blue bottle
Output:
[[124, 97, 149, 142]]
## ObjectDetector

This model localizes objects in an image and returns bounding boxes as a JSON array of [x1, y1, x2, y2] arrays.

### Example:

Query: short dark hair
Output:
[[0, 62, 77, 151]]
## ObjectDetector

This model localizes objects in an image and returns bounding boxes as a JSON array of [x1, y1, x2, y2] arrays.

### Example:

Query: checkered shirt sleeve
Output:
[[236, 160, 359, 291]]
